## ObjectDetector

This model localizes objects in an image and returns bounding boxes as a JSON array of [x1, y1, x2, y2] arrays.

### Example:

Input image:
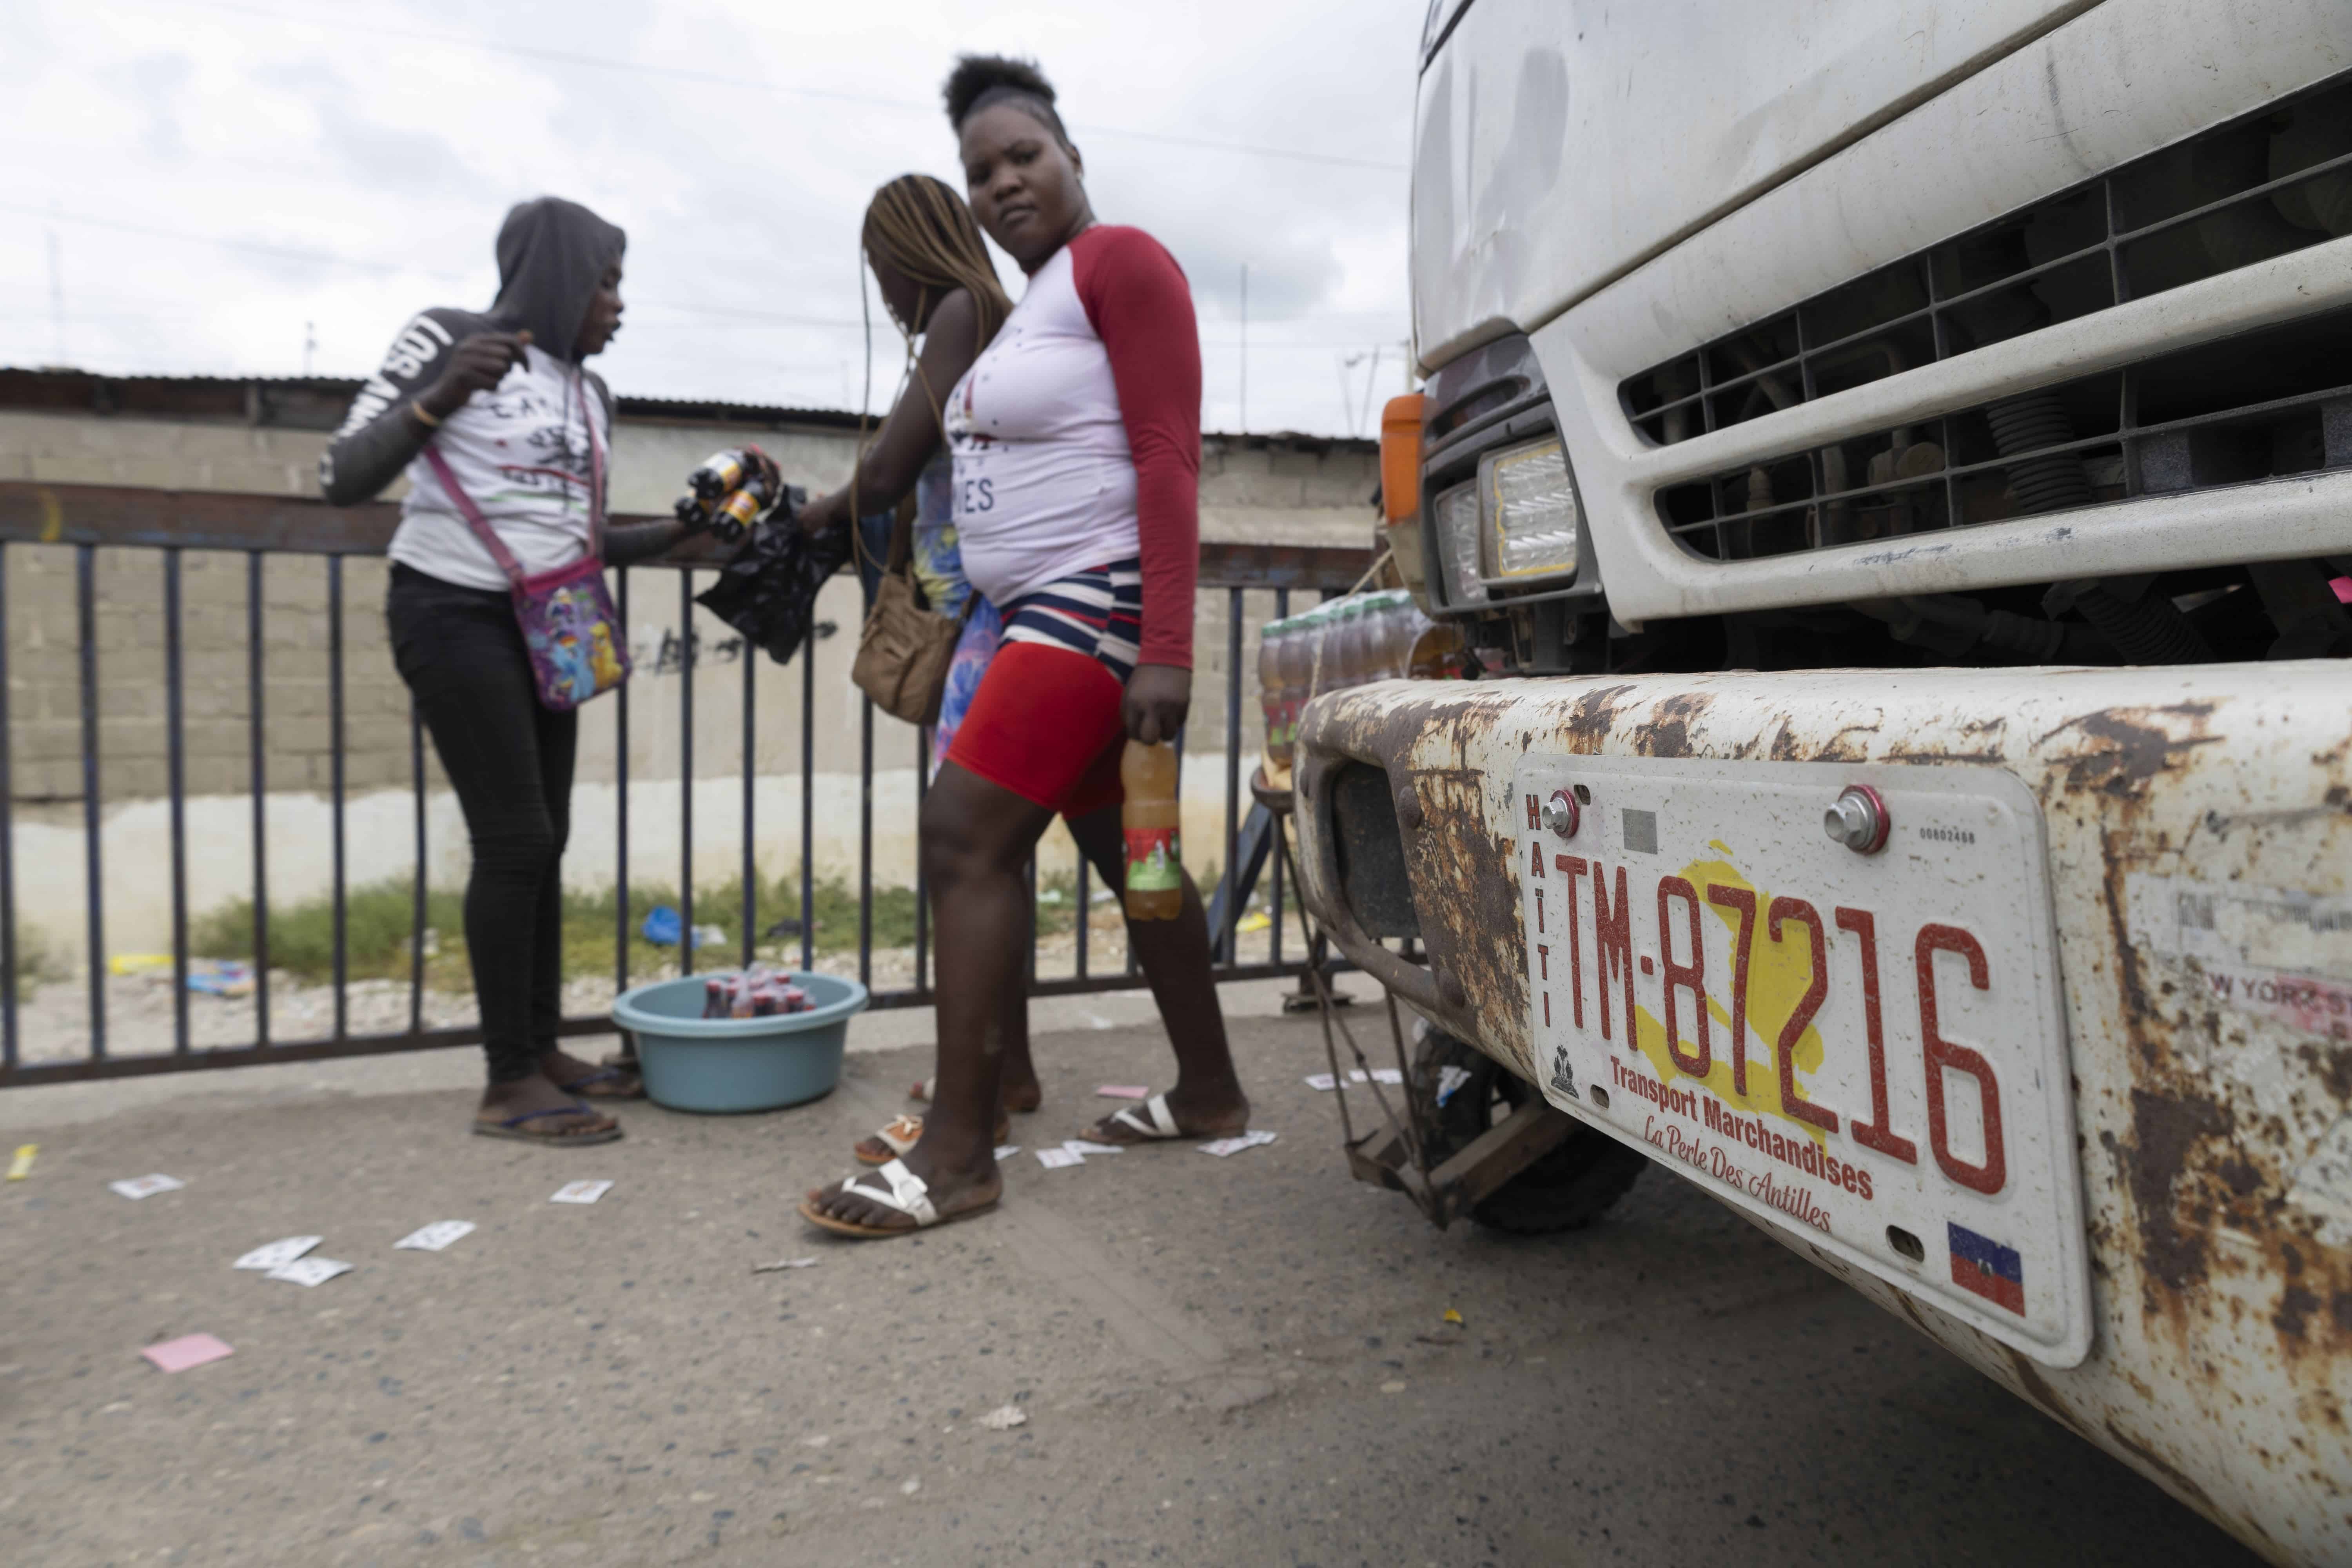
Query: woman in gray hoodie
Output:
[[322, 196, 695, 1144]]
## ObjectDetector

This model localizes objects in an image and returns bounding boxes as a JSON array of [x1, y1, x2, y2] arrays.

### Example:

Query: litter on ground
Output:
[[394, 1221, 476, 1252], [108, 1174, 185, 1200], [7, 1144, 34, 1180], [976, 1405, 1028, 1431], [549, 1180, 614, 1205], [1095, 1084, 1150, 1099], [752, 1256, 820, 1273], [232, 1236, 323, 1271], [142, 1334, 234, 1373], [1035, 1147, 1084, 1169], [265, 1257, 352, 1287], [1200, 1131, 1280, 1158]]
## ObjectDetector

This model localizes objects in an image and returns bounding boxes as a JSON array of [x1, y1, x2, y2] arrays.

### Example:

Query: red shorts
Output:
[[942, 640, 1125, 818]]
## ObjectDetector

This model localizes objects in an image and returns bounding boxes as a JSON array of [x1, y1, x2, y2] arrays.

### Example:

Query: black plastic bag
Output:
[[694, 495, 853, 668]]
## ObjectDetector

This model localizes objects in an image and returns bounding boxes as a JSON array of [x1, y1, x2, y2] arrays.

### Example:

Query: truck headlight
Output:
[[1430, 480, 1487, 605], [1480, 437, 1579, 581]]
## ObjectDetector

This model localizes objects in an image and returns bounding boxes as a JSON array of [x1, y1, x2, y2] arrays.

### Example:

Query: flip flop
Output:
[[1099, 1092, 1192, 1143], [855, 1110, 1011, 1166], [558, 1066, 645, 1101], [799, 1158, 999, 1239], [472, 1104, 624, 1146]]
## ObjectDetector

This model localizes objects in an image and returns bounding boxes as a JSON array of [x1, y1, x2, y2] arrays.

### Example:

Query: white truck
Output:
[[1292, 4, 2352, 1561]]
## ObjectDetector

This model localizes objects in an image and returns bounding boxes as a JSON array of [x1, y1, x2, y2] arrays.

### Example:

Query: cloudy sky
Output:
[[1, 0, 1429, 437]]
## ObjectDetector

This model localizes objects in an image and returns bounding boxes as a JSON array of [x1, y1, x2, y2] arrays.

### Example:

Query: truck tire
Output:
[[1408, 1026, 1646, 1236]]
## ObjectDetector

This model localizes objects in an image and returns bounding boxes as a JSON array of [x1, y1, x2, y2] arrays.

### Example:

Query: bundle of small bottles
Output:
[[674, 446, 786, 544], [701, 966, 812, 1018], [1256, 589, 1465, 775]]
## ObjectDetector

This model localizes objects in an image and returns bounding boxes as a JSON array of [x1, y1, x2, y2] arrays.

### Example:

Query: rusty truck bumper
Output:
[[1292, 665, 2352, 1565]]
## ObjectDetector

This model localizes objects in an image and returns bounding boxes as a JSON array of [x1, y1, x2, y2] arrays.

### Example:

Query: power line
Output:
[[144, 0, 1409, 174], [0, 208, 1408, 339]]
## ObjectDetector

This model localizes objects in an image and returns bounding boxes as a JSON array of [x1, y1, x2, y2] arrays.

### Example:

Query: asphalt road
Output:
[[0, 998, 2257, 1566]]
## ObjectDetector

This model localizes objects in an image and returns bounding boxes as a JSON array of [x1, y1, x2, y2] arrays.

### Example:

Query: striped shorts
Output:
[[1000, 558, 1143, 685]]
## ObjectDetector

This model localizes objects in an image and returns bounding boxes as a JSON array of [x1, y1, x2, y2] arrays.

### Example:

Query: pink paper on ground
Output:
[[2330, 575, 2352, 606], [1095, 1084, 1151, 1099], [142, 1333, 234, 1373]]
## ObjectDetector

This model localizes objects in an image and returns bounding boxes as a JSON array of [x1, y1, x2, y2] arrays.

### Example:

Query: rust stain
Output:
[[1559, 683, 1641, 750], [1628, 690, 1714, 759], [2125, 1087, 2233, 1300], [2003, 1345, 2071, 1422], [2104, 1418, 2223, 1516], [2040, 702, 2223, 798]]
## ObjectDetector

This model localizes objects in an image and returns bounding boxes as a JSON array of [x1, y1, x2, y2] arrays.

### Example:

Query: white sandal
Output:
[[799, 1158, 998, 1239], [1103, 1093, 1189, 1143]]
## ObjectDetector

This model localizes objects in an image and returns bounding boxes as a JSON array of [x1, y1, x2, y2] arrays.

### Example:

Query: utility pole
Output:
[[1238, 263, 1249, 435], [46, 228, 65, 367], [302, 321, 316, 378]]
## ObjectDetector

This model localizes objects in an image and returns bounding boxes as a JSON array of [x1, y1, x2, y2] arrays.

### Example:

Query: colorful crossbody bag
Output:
[[419, 376, 631, 712]]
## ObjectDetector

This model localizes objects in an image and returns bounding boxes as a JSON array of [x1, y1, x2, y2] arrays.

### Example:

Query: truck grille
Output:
[[1651, 305, 2352, 561], [1615, 68, 2352, 561]]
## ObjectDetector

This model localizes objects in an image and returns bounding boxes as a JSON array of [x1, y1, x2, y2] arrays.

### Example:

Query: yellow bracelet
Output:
[[408, 401, 442, 430]]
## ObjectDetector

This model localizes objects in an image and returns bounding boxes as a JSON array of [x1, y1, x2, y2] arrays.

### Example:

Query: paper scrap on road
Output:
[[1346, 1068, 1403, 1087], [1436, 1065, 1473, 1105], [549, 1180, 614, 1205], [1200, 1131, 1280, 1158], [1035, 1147, 1084, 1170], [142, 1333, 234, 1373], [1095, 1084, 1150, 1099], [233, 1236, 323, 1271], [7, 1143, 35, 1180], [265, 1256, 353, 1287], [109, 1174, 185, 1200], [976, 1404, 1028, 1430], [993, 1144, 1021, 1160], [1062, 1139, 1123, 1156], [394, 1221, 476, 1252], [753, 1256, 819, 1274], [1303, 1073, 1338, 1091]]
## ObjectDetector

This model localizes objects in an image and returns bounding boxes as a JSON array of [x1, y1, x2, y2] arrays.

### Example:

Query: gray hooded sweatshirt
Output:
[[319, 198, 631, 590]]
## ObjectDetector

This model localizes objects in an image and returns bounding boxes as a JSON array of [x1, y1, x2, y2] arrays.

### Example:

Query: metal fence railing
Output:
[[0, 479, 1365, 1087]]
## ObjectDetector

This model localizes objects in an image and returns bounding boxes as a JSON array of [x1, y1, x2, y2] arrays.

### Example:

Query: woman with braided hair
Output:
[[796, 176, 1049, 1160]]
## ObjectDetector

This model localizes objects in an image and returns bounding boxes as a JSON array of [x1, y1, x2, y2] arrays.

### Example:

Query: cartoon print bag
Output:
[[420, 375, 630, 712]]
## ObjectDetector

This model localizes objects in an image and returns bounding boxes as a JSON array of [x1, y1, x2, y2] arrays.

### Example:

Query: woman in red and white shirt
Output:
[[804, 56, 1250, 1238]]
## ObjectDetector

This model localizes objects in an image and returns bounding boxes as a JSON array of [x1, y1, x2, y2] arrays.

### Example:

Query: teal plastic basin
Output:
[[611, 971, 867, 1114]]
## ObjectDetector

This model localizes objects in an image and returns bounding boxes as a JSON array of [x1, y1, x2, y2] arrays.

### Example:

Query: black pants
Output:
[[387, 563, 577, 1083]]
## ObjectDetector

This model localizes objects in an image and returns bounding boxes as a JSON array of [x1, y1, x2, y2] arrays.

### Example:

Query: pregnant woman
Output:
[[803, 56, 1250, 1237], [322, 197, 707, 1144]]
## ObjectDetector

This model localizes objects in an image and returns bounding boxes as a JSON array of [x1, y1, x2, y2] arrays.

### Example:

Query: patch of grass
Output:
[[183, 862, 1120, 995], [5, 923, 60, 1003], [191, 880, 467, 984]]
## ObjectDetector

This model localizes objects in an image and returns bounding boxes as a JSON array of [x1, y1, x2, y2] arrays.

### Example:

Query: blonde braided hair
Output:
[[848, 174, 1010, 557], [862, 174, 1010, 371]]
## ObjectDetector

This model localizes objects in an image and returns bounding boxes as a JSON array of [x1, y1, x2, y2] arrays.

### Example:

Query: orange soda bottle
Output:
[[1120, 739, 1184, 921]]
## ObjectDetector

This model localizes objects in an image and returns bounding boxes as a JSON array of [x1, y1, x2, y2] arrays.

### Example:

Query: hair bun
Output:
[[943, 54, 1058, 129]]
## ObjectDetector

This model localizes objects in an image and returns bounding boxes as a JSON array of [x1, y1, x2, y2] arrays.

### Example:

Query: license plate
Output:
[[1513, 756, 2090, 1366]]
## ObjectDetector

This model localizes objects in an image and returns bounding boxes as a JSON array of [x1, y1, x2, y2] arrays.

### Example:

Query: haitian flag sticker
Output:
[[1948, 1221, 2025, 1315]]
